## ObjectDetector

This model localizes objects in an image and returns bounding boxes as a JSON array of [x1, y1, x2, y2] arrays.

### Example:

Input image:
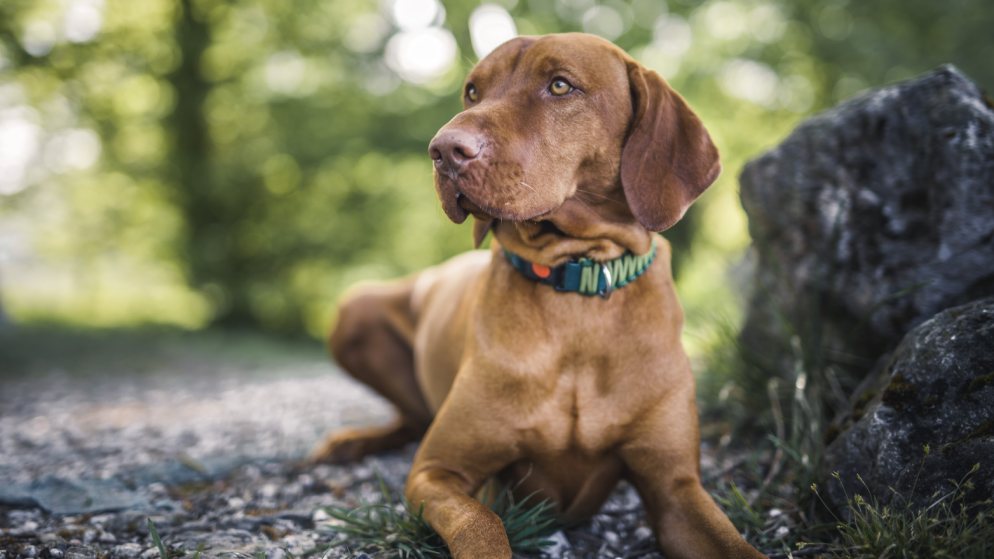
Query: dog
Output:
[[312, 33, 766, 559]]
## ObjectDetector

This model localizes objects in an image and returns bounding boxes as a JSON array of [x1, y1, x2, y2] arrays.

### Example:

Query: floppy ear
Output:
[[621, 59, 720, 232]]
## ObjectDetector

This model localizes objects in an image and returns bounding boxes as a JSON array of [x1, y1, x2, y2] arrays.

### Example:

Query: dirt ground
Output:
[[0, 326, 744, 558]]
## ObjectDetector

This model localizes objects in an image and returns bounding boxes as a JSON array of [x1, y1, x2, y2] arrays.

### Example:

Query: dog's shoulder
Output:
[[410, 249, 491, 316]]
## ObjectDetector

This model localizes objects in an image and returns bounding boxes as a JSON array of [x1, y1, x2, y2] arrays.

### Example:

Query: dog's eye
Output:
[[465, 84, 479, 103], [549, 78, 573, 96]]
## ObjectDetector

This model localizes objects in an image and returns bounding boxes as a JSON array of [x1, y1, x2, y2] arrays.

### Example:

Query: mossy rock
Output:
[[822, 297, 994, 514]]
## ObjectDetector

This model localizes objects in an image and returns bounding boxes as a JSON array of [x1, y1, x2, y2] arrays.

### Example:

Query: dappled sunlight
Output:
[[0, 0, 990, 338], [385, 27, 458, 85], [0, 106, 42, 195], [469, 4, 517, 59]]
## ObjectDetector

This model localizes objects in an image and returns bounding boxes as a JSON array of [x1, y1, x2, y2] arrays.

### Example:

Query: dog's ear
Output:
[[620, 59, 720, 232]]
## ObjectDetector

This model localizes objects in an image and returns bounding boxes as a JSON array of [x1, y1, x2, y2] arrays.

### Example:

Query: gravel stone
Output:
[[0, 345, 742, 558], [108, 543, 141, 559]]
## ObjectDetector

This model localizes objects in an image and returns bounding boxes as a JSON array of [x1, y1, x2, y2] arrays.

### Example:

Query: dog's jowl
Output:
[[313, 33, 767, 559]]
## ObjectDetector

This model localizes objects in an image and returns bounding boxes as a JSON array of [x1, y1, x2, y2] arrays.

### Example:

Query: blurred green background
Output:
[[1, 0, 992, 342]]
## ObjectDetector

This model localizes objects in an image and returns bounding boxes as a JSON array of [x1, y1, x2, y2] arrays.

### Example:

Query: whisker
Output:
[[575, 188, 614, 201], [576, 188, 626, 207], [571, 195, 594, 211], [518, 180, 537, 192]]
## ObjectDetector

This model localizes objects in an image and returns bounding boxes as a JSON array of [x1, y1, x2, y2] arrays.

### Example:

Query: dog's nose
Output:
[[429, 130, 482, 172]]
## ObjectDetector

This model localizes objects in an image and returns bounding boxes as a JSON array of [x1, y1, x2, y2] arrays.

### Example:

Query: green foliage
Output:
[[698, 302, 843, 555], [811, 462, 994, 559], [2, 0, 993, 337], [320, 478, 558, 558], [148, 518, 171, 559]]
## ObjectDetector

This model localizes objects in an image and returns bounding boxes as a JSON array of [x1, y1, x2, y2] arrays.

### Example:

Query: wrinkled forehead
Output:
[[467, 33, 627, 89]]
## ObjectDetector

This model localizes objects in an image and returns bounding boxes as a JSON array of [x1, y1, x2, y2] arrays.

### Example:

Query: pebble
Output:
[[0, 365, 748, 559], [634, 525, 653, 540], [311, 509, 330, 522], [109, 543, 142, 559], [20, 545, 36, 558], [259, 483, 279, 499], [543, 531, 572, 557], [64, 547, 96, 559]]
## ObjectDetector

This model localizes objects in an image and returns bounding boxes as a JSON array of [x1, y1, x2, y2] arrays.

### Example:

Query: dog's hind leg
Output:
[[308, 279, 432, 464]]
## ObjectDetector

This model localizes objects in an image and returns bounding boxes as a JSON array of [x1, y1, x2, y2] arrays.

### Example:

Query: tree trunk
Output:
[[167, 0, 253, 327]]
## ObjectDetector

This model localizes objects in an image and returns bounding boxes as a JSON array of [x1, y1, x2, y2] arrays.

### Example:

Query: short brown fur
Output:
[[313, 33, 765, 559]]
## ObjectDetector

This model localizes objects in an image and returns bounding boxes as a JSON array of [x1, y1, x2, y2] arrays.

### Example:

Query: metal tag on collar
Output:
[[598, 264, 614, 299]]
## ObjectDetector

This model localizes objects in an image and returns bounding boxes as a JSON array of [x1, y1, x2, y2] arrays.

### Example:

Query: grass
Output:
[[319, 477, 559, 558], [697, 300, 994, 559], [810, 460, 994, 559], [145, 478, 557, 559], [0, 322, 326, 379], [147, 518, 206, 559], [148, 518, 171, 558]]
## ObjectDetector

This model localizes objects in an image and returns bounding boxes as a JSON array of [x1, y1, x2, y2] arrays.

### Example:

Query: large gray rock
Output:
[[739, 65, 994, 390], [822, 297, 994, 512]]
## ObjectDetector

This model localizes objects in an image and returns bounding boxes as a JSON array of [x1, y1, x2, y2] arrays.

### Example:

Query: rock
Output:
[[739, 65, 994, 390], [63, 547, 96, 559], [543, 531, 573, 557], [108, 543, 142, 559], [822, 297, 994, 513], [0, 478, 147, 515]]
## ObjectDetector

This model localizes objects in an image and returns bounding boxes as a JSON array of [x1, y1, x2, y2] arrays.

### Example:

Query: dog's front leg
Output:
[[622, 389, 767, 559], [405, 379, 521, 559]]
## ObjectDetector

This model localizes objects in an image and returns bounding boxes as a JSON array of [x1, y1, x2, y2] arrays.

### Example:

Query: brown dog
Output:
[[313, 33, 765, 559]]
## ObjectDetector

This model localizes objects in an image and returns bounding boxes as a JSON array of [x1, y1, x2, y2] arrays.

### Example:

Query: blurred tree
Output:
[[1, 0, 991, 337], [168, 0, 218, 319]]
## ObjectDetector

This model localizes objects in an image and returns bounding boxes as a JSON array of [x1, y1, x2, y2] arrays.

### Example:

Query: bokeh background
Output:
[[1, 0, 992, 343]]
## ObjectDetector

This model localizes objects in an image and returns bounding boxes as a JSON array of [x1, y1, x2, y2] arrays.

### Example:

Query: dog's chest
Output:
[[518, 362, 640, 456]]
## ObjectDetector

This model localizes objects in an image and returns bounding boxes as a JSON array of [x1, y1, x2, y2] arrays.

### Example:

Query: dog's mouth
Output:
[[457, 189, 556, 222], [436, 173, 556, 224]]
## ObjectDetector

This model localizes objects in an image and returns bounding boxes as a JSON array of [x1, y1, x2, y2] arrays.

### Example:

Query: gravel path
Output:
[[0, 329, 727, 558]]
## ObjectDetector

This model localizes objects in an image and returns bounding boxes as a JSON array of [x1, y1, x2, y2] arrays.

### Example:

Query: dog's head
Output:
[[429, 33, 719, 245]]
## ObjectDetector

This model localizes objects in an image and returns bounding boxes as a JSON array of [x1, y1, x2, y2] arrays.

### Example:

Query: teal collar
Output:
[[503, 237, 657, 298]]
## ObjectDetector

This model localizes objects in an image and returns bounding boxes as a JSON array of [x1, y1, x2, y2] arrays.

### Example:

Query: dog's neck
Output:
[[488, 194, 654, 266]]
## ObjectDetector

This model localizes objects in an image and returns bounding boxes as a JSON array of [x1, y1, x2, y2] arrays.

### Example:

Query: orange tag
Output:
[[531, 263, 552, 278]]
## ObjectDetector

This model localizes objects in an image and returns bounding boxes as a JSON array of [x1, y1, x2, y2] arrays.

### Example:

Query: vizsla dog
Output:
[[313, 33, 765, 559]]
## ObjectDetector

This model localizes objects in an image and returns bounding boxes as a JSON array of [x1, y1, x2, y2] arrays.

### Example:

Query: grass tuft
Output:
[[320, 476, 558, 558], [148, 518, 171, 559], [148, 518, 206, 559], [812, 462, 994, 558]]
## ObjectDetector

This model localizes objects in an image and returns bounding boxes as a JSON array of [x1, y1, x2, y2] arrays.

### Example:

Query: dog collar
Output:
[[503, 237, 657, 298]]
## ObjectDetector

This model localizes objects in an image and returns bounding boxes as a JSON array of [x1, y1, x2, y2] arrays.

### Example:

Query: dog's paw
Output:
[[303, 421, 424, 467], [305, 428, 376, 465], [447, 509, 513, 559]]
